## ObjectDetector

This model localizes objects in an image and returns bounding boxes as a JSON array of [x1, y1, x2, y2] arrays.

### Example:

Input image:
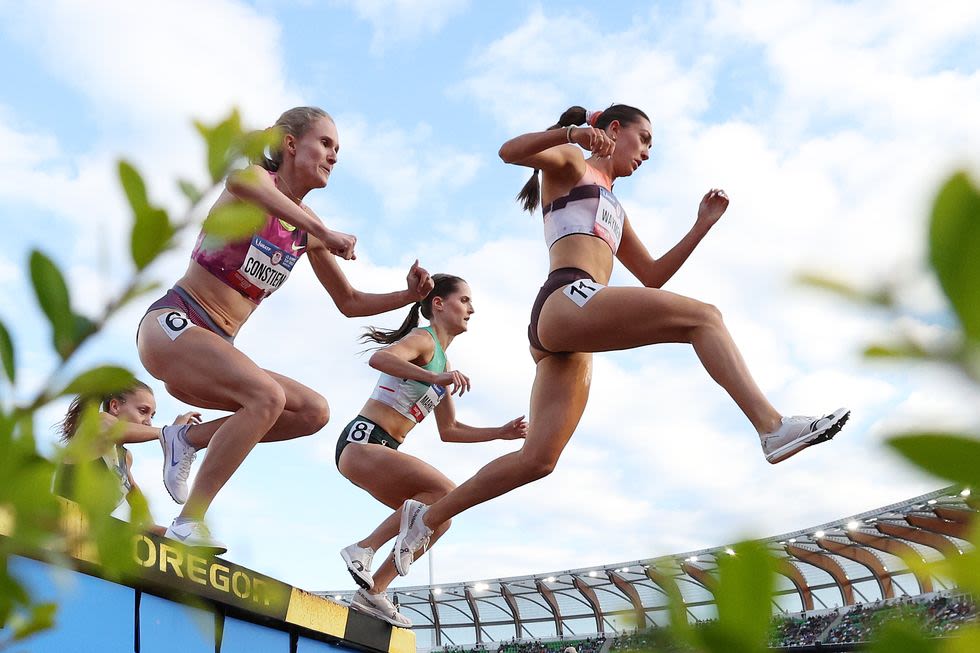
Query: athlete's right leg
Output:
[[138, 309, 287, 521], [422, 351, 593, 531], [339, 444, 454, 591], [538, 285, 783, 435], [167, 370, 329, 448]]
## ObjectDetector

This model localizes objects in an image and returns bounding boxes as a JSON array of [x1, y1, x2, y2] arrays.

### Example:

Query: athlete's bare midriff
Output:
[[174, 262, 260, 337], [358, 399, 415, 443], [548, 234, 614, 285]]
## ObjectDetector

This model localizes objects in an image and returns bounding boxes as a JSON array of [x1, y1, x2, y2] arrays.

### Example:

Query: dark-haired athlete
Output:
[[391, 104, 849, 574], [336, 274, 526, 626]]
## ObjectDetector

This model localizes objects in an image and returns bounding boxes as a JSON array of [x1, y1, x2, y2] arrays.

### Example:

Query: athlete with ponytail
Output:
[[390, 104, 850, 574], [137, 107, 434, 552], [335, 274, 526, 626]]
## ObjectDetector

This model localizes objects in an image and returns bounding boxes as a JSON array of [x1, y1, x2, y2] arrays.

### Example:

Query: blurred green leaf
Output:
[[942, 624, 980, 653], [930, 172, 980, 343], [242, 126, 282, 163], [886, 432, 980, 489], [697, 540, 773, 653], [118, 160, 149, 212], [121, 161, 175, 271], [178, 178, 203, 204], [60, 366, 134, 398], [196, 110, 242, 183], [11, 602, 57, 641], [202, 200, 265, 239], [864, 341, 931, 359], [131, 207, 173, 271], [796, 272, 894, 307], [0, 318, 14, 383], [867, 619, 938, 653], [29, 250, 73, 359]]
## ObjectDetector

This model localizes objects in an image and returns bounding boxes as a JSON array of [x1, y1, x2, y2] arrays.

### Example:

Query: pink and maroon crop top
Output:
[[190, 172, 309, 304], [541, 164, 626, 254]]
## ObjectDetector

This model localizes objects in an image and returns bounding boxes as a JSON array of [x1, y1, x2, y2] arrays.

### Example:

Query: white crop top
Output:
[[368, 327, 448, 423], [542, 165, 626, 254]]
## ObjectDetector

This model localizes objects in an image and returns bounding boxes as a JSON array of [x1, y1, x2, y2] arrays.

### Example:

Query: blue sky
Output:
[[2, 0, 980, 596]]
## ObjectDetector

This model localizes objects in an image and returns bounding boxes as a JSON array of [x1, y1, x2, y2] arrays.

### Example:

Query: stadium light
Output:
[[433, 588, 443, 595], [687, 556, 698, 563], [724, 548, 735, 556], [847, 520, 860, 530], [546, 576, 556, 583], [334, 595, 342, 600], [789, 538, 797, 543], [961, 488, 972, 497], [928, 499, 937, 505], [588, 571, 597, 577], [474, 582, 489, 591], [814, 530, 825, 539]]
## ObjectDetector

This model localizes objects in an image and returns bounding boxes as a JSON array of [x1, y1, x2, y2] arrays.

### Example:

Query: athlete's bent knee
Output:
[[244, 381, 287, 425], [298, 392, 330, 434], [519, 453, 558, 482]]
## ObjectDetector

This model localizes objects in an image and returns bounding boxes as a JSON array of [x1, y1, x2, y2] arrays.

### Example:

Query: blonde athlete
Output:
[[391, 104, 849, 574], [137, 107, 433, 552], [336, 274, 526, 625]]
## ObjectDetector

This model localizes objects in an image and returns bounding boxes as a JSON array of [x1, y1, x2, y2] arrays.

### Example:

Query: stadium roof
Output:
[[320, 486, 977, 649]]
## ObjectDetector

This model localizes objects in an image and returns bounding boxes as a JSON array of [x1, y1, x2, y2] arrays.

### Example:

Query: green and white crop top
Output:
[[369, 327, 448, 423]]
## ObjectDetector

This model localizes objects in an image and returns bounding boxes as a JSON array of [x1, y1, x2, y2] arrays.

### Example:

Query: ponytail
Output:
[[516, 103, 650, 214], [516, 106, 589, 213], [360, 274, 466, 347]]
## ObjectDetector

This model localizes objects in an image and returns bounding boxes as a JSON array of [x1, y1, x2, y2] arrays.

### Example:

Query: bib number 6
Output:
[[157, 310, 196, 341]]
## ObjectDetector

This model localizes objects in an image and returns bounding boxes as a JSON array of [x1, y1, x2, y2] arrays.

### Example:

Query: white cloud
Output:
[[333, 0, 470, 55], [336, 115, 483, 217]]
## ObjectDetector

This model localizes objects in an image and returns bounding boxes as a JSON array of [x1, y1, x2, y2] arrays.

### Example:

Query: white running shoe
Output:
[[341, 543, 376, 590], [161, 424, 197, 504], [762, 408, 850, 464], [164, 518, 227, 554], [350, 588, 412, 627], [393, 499, 432, 577]]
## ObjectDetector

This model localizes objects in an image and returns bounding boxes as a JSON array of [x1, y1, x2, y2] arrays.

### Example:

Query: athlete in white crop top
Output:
[[334, 274, 527, 626], [391, 104, 851, 576]]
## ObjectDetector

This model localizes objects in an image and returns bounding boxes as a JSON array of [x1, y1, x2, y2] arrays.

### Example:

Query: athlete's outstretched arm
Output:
[[307, 243, 433, 317], [433, 396, 527, 443], [98, 411, 200, 445], [225, 165, 356, 259], [616, 189, 729, 288]]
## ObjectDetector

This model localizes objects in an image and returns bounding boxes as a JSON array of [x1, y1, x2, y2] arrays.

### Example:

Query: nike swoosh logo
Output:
[[291, 243, 306, 251], [170, 439, 180, 466], [170, 530, 191, 541]]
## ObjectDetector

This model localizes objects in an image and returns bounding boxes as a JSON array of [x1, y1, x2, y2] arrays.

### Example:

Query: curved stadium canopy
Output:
[[321, 487, 977, 649]]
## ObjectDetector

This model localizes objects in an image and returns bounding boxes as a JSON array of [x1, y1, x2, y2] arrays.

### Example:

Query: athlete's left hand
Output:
[[173, 412, 202, 426], [498, 416, 528, 440], [406, 260, 434, 301], [695, 188, 729, 230]]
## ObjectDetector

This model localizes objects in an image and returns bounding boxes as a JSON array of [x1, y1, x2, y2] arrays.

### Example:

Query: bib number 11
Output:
[[563, 279, 606, 308]]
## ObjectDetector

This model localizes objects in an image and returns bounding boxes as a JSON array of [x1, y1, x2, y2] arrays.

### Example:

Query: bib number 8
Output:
[[346, 420, 375, 444]]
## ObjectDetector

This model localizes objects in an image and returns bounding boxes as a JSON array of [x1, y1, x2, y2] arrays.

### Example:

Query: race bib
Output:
[[563, 279, 606, 308], [228, 236, 299, 300], [346, 420, 376, 444], [408, 384, 447, 423], [593, 187, 625, 252], [157, 310, 196, 341]]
